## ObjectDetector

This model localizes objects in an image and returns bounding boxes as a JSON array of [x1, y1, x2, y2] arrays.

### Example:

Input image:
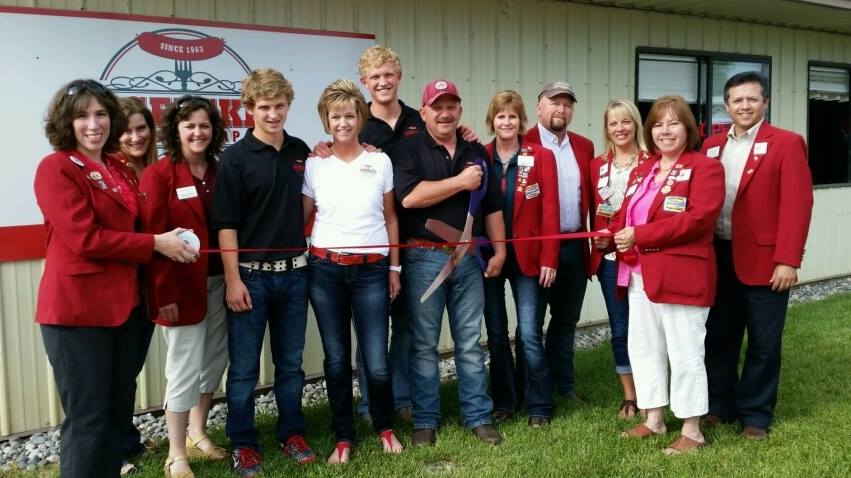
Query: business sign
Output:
[[0, 7, 374, 260]]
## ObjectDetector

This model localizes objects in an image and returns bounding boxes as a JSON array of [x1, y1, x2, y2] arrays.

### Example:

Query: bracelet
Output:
[[389, 265, 402, 273]]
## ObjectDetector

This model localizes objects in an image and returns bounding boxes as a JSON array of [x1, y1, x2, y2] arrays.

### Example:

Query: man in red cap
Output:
[[391, 78, 506, 446]]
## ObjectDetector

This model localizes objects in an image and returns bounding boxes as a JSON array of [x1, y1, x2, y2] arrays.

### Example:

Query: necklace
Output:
[[613, 152, 637, 169]]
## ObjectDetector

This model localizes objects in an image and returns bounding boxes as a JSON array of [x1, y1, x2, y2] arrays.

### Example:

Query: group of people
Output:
[[33, 43, 813, 478]]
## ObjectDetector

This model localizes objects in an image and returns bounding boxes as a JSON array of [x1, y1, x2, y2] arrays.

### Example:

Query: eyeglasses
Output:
[[66, 80, 107, 96]]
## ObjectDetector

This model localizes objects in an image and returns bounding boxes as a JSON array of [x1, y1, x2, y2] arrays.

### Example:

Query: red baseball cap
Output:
[[421, 79, 461, 106]]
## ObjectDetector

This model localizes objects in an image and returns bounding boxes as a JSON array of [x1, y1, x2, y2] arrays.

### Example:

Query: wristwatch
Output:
[[389, 265, 403, 273]]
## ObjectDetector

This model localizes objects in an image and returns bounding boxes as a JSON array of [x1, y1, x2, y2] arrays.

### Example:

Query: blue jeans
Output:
[[225, 266, 309, 449], [356, 273, 412, 416], [539, 240, 588, 396], [597, 258, 632, 374], [706, 239, 790, 429], [404, 247, 492, 430], [308, 255, 393, 442], [484, 254, 553, 418]]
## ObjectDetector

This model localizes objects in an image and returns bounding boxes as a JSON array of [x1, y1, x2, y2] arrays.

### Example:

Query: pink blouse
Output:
[[617, 161, 663, 287]]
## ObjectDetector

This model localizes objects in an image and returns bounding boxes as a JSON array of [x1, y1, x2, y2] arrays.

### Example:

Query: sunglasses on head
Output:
[[177, 96, 211, 109], [66, 80, 107, 96]]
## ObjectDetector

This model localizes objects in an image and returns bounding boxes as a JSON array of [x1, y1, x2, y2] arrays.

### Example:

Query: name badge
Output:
[[598, 186, 613, 201], [70, 155, 85, 167], [676, 169, 692, 181], [596, 203, 616, 218], [706, 146, 720, 158], [754, 142, 768, 155], [626, 183, 637, 197], [597, 176, 609, 189], [524, 183, 541, 199], [176, 186, 198, 200], [663, 196, 687, 213], [518, 155, 535, 168], [599, 163, 609, 175]]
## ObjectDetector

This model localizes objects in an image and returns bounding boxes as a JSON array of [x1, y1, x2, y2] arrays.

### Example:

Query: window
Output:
[[807, 63, 851, 185], [636, 49, 770, 140]]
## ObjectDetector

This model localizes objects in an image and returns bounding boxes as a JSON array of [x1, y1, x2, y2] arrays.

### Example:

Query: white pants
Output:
[[627, 273, 709, 418], [162, 275, 228, 412]]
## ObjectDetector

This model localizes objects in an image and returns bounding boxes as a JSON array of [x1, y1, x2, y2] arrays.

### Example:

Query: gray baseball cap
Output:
[[538, 81, 578, 102]]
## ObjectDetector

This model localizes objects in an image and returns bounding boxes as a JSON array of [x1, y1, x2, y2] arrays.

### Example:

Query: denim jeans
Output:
[[706, 239, 790, 429], [539, 240, 588, 396], [356, 275, 412, 416], [404, 247, 492, 430], [225, 266, 309, 449], [484, 254, 553, 418], [597, 258, 632, 374], [308, 255, 393, 442]]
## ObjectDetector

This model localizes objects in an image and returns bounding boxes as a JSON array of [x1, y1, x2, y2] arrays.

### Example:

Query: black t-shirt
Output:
[[391, 130, 503, 242], [359, 100, 424, 152], [211, 129, 309, 262]]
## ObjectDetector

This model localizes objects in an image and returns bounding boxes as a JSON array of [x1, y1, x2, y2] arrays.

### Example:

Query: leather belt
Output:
[[238, 254, 307, 272], [309, 246, 385, 266], [407, 238, 454, 253]]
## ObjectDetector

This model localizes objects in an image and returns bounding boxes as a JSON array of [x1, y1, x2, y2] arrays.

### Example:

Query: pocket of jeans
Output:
[[308, 253, 326, 266], [369, 259, 389, 273], [239, 266, 258, 282]]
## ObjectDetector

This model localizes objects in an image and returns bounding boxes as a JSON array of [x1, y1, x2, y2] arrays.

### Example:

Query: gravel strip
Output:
[[2, 276, 848, 471]]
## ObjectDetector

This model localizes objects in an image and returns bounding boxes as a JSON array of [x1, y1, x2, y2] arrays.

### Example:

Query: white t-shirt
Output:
[[303, 150, 394, 255]]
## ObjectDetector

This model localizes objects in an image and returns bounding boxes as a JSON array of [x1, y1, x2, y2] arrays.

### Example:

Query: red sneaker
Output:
[[282, 435, 317, 464], [231, 447, 262, 478]]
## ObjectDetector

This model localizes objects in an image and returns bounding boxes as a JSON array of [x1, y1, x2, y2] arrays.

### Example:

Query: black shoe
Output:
[[412, 428, 437, 447], [528, 416, 551, 428], [472, 424, 503, 445], [492, 409, 513, 423]]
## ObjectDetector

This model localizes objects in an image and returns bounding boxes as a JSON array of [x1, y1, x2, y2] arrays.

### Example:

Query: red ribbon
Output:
[[200, 230, 610, 254]]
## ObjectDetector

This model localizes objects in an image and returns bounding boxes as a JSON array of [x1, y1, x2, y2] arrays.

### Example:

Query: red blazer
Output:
[[140, 157, 213, 326], [485, 139, 560, 276], [589, 150, 651, 274], [701, 122, 813, 285], [611, 151, 725, 307], [33, 150, 154, 327], [523, 126, 595, 276]]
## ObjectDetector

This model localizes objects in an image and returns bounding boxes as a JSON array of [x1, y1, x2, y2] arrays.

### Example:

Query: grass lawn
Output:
[[7, 293, 851, 478]]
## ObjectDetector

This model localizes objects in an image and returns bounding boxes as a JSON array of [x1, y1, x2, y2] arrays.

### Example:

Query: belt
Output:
[[309, 246, 385, 266], [238, 254, 307, 272], [407, 238, 454, 253]]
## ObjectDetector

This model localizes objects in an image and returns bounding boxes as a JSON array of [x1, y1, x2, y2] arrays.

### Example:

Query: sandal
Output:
[[379, 429, 403, 454], [186, 433, 228, 461], [620, 423, 663, 438], [618, 400, 639, 420], [328, 441, 353, 464], [163, 455, 194, 478], [663, 434, 705, 455]]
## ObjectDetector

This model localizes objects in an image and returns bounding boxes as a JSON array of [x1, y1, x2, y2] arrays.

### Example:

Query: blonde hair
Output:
[[317, 79, 369, 135], [241, 68, 294, 108], [484, 90, 528, 136], [358, 45, 402, 79], [602, 99, 647, 155]]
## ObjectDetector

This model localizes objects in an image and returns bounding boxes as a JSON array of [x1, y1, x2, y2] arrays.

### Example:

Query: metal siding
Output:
[[1, 0, 850, 436]]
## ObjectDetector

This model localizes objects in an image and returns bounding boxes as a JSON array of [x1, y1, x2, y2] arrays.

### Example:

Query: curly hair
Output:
[[160, 95, 227, 163], [241, 68, 294, 109], [317, 79, 369, 136], [44, 79, 126, 154], [358, 45, 402, 79], [119, 97, 158, 168]]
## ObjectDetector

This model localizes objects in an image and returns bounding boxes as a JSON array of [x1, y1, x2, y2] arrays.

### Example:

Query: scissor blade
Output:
[[419, 257, 455, 303]]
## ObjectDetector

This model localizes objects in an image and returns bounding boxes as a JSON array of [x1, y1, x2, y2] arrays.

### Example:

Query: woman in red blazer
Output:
[[589, 99, 649, 420], [482, 90, 559, 426], [34, 80, 196, 478], [598, 96, 723, 454], [140, 96, 229, 478], [117, 97, 160, 474]]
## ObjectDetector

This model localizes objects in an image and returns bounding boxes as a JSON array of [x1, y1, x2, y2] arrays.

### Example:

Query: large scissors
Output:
[[419, 157, 489, 303]]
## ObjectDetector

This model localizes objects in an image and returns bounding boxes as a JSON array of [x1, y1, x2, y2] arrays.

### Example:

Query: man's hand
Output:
[[455, 165, 483, 191], [226, 279, 253, 312], [539, 266, 557, 287], [484, 253, 506, 278], [362, 142, 382, 153], [311, 141, 333, 158], [770, 264, 798, 292], [458, 125, 479, 143]]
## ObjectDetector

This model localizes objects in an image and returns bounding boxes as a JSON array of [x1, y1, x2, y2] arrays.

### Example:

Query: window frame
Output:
[[806, 60, 851, 188], [634, 47, 772, 134]]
